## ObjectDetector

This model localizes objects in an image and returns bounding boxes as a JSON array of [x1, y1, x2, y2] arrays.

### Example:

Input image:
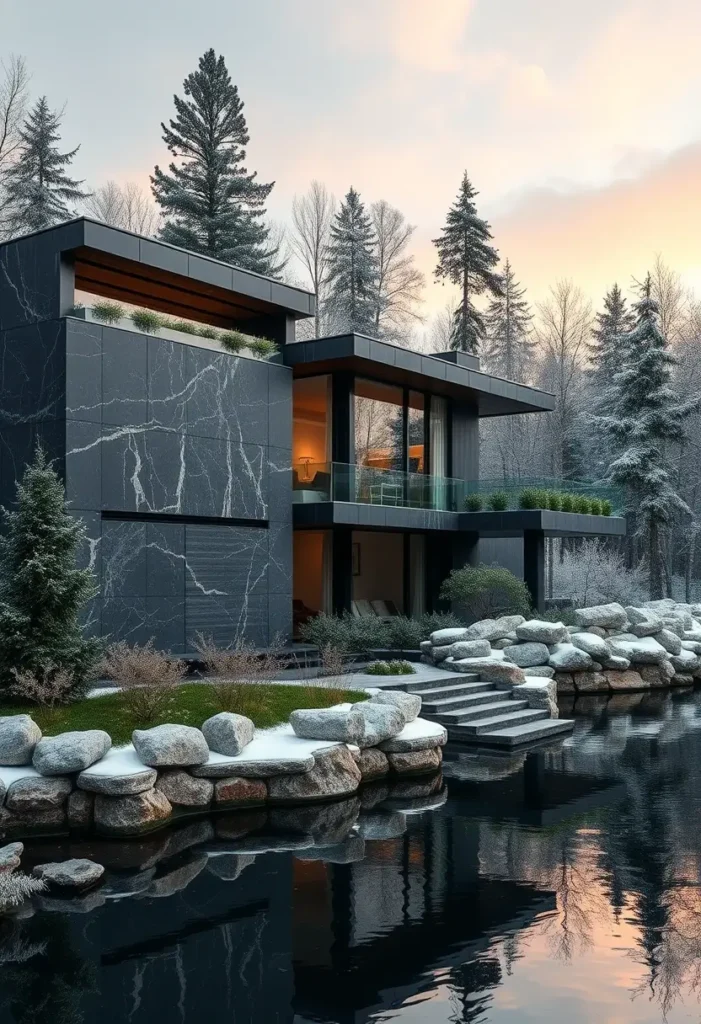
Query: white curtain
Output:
[[430, 397, 447, 508]]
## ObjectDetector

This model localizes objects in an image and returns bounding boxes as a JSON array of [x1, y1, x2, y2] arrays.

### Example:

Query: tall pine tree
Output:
[[588, 283, 635, 396], [151, 49, 278, 275], [601, 275, 693, 598], [482, 258, 534, 379], [326, 187, 377, 335], [433, 172, 502, 353], [5, 97, 89, 236]]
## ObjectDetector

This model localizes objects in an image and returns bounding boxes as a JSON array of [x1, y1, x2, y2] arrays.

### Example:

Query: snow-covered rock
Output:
[[440, 639, 492, 661], [548, 643, 594, 671], [33, 731, 111, 776], [608, 635, 669, 665], [0, 716, 42, 767], [290, 706, 365, 744], [0, 842, 23, 874], [355, 702, 405, 747], [574, 603, 628, 630], [379, 718, 447, 753], [569, 632, 610, 661], [267, 745, 361, 804], [369, 690, 422, 723], [504, 641, 550, 668], [513, 679, 558, 717], [132, 725, 209, 768], [515, 620, 568, 644], [670, 649, 700, 673], [77, 745, 157, 796], [201, 713, 254, 757], [191, 726, 342, 778], [655, 629, 683, 656], [521, 664, 555, 678], [452, 656, 526, 685], [429, 627, 470, 645]]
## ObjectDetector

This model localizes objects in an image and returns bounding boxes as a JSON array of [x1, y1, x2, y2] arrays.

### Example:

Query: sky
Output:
[[5, 0, 701, 322]]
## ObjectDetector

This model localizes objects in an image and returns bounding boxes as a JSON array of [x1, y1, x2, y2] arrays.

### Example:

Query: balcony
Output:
[[292, 462, 465, 512]]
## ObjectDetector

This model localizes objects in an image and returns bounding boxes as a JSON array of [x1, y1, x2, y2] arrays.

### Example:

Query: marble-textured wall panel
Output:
[[101, 520, 148, 598], [146, 522, 186, 597], [102, 327, 148, 426], [267, 447, 292, 523], [186, 346, 269, 445], [65, 420, 102, 511], [100, 427, 185, 514], [268, 363, 293, 450], [147, 337, 188, 432], [0, 236, 62, 330], [268, 592, 293, 642], [66, 320, 102, 423], [0, 320, 65, 425], [268, 522, 293, 594], [183, 435, 268, 520]]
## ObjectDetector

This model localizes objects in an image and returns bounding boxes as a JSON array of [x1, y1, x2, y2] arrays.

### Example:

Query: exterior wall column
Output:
[[523, 529, 546, 613], [332, 527, 353, 616]]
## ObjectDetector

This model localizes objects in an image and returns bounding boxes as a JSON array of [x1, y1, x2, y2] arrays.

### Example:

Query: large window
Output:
[[354, 378, 404, 471], [293, 376, 331, 489]]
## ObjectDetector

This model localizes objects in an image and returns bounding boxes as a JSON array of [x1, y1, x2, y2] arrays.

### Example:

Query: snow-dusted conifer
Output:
[[326, 187, 377, 335], [151, 49, 279, 275], [600, 274, 696, 598], [433, 172, 502, 353], [588, 284, 635, 399], [4, 97, 89, 235], [482, 258, 534, 379]]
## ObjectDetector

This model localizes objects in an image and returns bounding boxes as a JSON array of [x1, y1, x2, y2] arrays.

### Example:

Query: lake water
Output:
[[3, 688, 701, 1023]]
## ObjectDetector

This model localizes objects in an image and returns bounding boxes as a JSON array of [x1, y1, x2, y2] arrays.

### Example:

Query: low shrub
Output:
[[91, 300, 125, 325], [220, 331, 246, 354], [418, 611, 465, 634], [519, 488, 540, 510], [193, 633, 282, 714], [560, 493, 574, 512], [168, 319, 198, 335], [440, 563, 531, 620], [100, 640, 185, 723], [385, 615, 425, 650], [197, 325, 220, 340], [600, 498, 612, 516], [365, 659, 415, 676], [8, 666, 78, 708], [130, 309, 164, 334], [574, 495, 592, 514], [546, 490, 562, 511], [249, 337, 279, 359], [464, 494, 484, 512], [488, 491, 509, 511], [589, 498, 602, 515]]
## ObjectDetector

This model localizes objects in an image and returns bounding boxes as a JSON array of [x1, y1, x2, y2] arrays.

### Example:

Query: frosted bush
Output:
[[552, 541, 648, 608], [0, 873, 46, 912]]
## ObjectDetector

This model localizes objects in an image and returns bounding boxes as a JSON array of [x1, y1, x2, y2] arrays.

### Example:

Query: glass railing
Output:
[[292, 463, 466, 511], [292, 465, 623, 515]]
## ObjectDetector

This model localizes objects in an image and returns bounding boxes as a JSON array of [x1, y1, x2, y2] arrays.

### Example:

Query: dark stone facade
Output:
[[0, 305, 293, 651]]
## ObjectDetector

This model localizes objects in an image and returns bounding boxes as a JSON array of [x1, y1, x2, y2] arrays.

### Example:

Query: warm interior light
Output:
[[298, 456, 313, 482]]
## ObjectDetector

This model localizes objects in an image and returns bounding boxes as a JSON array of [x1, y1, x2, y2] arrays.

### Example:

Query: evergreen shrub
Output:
[[519, 488, 539, 510], [546, 491, 562, 511], [560, 493, 574, 512], [197, 325, 220, 340], [220, 331, 246, 353], [365, 660, 415, 676], [249, 337, 279, 359], [488, 491, 509, 511], [600, 499, 612, 516], [589, 498, 602, 515], [464, 494, 483, 512], [168, 319, 199, 335], [574, 495, 592, 514], [440, 563, 531, 620], [91, 300, 125, 325], [130, 309, 164, 334], [0, 447, 101, 702]]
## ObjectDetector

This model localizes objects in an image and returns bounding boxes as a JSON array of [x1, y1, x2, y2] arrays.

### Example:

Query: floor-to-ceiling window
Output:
[[353, 378, 404, 471], [293, 376, 332, 499]]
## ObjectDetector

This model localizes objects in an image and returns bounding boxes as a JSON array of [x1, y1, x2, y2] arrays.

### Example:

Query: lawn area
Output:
[[3, 683, 367, 746]]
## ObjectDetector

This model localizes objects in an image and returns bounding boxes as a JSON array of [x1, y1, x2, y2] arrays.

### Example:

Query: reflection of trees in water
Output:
[[0, 915, 94, 1024], [449, 956, 501, 1023]]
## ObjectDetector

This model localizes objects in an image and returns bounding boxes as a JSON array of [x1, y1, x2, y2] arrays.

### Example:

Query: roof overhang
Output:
[[284, 334, 555, 416], [458, 510, 627, 538]]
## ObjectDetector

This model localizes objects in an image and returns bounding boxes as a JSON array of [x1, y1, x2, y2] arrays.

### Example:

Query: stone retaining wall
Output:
[[0, 693, 447, 840], [421, 598, 701, 699]]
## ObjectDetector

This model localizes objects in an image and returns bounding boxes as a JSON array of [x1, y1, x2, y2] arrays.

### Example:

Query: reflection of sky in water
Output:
[[5, 689, 701, 1023]]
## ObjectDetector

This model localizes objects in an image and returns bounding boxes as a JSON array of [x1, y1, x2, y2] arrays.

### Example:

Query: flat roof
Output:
[[1, 217, 315, 322], [284, 333, 555, 416]]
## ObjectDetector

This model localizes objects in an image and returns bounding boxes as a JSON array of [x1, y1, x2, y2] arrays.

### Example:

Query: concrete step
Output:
[[414, 681, 497, 705], [425, 691, 519, 718], [470, 718, 575, 748], [450, 708, 549, 736], [427, 698, 531, 724], [404, 673, 479, 692]]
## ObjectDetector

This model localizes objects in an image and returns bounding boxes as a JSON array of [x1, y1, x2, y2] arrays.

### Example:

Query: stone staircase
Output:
[[400, 672, 574, 748]]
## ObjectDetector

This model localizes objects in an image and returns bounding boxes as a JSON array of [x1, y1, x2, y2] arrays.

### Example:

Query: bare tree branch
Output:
[[290, 180, 335, 337], [371, 199, 424, 343]]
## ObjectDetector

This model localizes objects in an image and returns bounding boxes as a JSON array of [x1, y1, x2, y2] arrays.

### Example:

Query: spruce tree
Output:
[[601, 275, 693, 598], [482, 258, 534, 379], [0, 447, 101, 698], [151, 49, 278, 274], [433, 172, 502, 353], [588, 283, 635, 396], [326, 187, 377, 335], [5, 97, 89, 235]]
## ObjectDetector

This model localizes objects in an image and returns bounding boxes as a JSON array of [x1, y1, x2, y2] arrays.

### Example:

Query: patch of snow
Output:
[[197, 724, 344, 770], [0, 765, 42, 787], [79, 745, 150, 778], [389, 718, 446, 743]]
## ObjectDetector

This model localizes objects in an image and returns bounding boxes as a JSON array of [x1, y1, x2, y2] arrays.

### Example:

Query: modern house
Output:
[[0, 219, 625, 652]]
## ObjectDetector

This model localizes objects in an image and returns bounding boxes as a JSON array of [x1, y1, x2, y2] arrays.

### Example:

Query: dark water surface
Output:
[[3, 689, 701, 1023]]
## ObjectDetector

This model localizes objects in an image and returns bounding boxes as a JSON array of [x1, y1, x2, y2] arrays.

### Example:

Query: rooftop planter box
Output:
[[457, 509, 627, 538]]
